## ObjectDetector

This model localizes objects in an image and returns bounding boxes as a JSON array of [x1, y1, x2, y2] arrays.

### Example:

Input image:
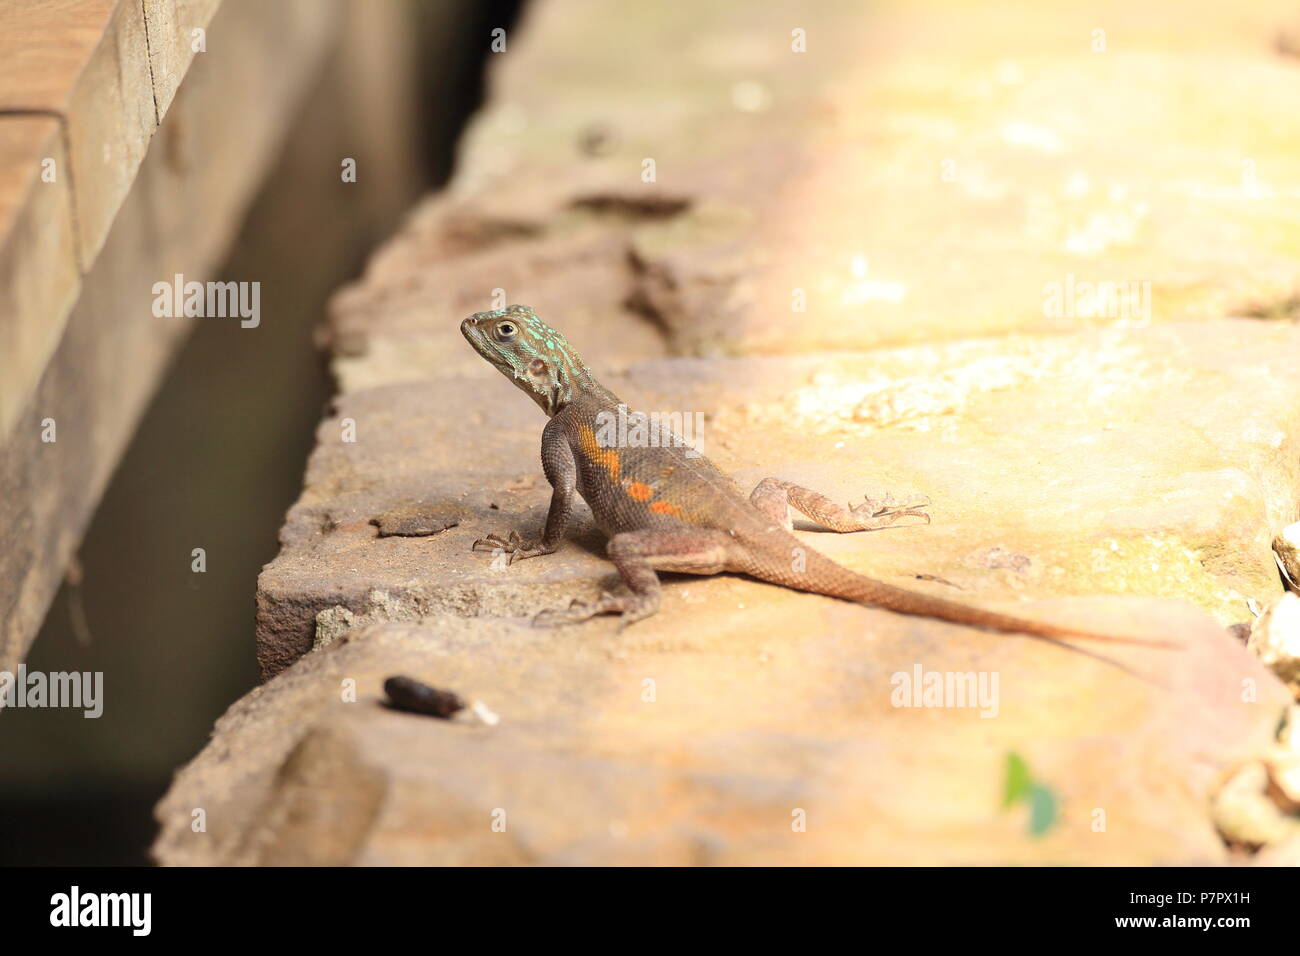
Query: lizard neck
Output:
[[549, 368, 621, 417]]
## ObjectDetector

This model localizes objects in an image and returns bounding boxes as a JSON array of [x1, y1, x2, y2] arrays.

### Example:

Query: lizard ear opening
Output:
[[527, 358, 548, 377]]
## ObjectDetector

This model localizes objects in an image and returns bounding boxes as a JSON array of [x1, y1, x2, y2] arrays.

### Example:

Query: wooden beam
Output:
[[0, 117, 80, 446], [0, 0, 223, 441], [0, 0, 342, 671]]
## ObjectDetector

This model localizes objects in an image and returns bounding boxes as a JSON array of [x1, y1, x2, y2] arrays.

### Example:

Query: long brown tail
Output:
[[749, 545, 1181, 650]]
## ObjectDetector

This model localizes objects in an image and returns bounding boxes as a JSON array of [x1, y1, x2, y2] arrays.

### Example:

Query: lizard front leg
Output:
[[534, 528, 733, 628], [748, 477, 930, 532], [473, 417, 577, 564]]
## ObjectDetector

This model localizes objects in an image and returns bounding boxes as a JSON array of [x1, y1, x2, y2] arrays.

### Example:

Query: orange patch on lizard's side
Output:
[[577, 424, 620, 479], [649, 500, 683, 517], [626, 481, 653, 501]]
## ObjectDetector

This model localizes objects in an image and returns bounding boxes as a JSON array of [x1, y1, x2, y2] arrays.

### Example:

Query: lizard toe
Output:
[[849, 495, 932, 529], [532, 608, 570, 628], [471, 533, 507, 552]]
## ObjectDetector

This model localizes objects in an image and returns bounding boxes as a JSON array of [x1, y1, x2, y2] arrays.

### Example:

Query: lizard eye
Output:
[[494, 320, 518, 342]]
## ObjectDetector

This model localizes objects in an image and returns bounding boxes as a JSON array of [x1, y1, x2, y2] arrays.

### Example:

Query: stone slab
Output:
[[257, 319, 1300, 679], [159, 608, 1290, 865]]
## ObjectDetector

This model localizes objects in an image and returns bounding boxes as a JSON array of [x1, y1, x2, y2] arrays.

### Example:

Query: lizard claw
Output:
[[532, 603, 594, 627], [471, 531, 519, 552], [532, 591, 639, 627], [532, 596, 592, 627], [472, 530, 554, 564], [851, 493, 931, 528], [509, 544, 555, 563]]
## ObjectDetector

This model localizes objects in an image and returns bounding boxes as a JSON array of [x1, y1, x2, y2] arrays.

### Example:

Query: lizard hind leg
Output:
[[748, 477, 930, 533], [532, 529, 733, 629]]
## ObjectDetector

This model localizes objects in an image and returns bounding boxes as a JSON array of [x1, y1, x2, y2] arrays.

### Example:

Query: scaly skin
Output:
[[462, 305, 1177, 651]]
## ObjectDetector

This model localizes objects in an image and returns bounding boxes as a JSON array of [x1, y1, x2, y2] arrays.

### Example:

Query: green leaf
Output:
[[1027, 784, 1059, 837], [1003, 751, 1032, 808]]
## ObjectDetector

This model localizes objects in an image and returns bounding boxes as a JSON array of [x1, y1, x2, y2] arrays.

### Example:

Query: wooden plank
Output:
[[142, 0, 223, 120], [0, 156, 195, 676], [0, 1, 225, 441], [0, 0, 158, 265], [0, 1, 155, 440], [62, 0, 158, 265], [141, 0, 341, 274], [0, 1, 123, 111], [0, 0, 343, 672], [0, 117, 80, 445]]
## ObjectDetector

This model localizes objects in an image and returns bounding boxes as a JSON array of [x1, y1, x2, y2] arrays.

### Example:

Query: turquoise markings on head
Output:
[[463, 305, 595, 412]]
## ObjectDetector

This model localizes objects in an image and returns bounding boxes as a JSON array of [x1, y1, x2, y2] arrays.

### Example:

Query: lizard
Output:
[[461, 305, 1177, 652]]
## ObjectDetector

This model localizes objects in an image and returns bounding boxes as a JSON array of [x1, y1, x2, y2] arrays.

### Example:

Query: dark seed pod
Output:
[[383, 675, 466, 719]]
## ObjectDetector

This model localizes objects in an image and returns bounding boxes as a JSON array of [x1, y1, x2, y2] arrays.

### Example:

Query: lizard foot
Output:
[[532, 592, 656, 629], [850, 493, 931, 529], [471, 530, 554, 564], [748, 477, 931, 533]]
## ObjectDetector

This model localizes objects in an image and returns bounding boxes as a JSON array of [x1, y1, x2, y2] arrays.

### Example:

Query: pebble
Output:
[[383, 675, 466, 719], [1246, 593, 1300, 689]]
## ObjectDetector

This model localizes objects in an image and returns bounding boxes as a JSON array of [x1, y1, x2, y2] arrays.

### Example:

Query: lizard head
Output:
[[461, 305, 594, 416]]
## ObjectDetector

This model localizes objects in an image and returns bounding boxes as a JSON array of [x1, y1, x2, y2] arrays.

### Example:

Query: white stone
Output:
[[1247, 593, 1300, 689]]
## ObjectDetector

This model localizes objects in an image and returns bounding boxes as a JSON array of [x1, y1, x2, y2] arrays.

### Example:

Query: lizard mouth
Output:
[[460, 316, 497, 364], [461, 314, 560, 415]]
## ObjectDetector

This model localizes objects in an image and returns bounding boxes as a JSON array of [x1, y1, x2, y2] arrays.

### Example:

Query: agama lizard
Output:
[[463, 305, 1174, 651]]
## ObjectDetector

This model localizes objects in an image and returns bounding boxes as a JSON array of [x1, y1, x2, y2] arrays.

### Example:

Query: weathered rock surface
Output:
[[323, 211, 669, 394], [161, 0, 1300, 864], [158, 609, 1287, 865], [258, 320, 1300, 678], [228, 314, 1300, 864], [447, 0, 1300, 357]]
